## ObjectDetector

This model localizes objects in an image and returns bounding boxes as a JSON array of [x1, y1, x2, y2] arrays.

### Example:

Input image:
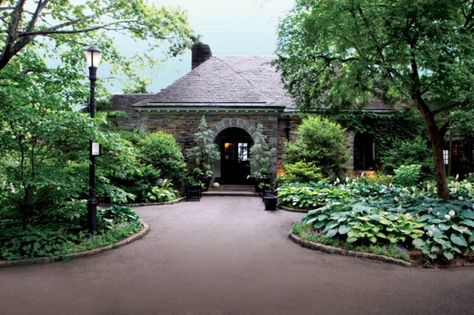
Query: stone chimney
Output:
[[191, 42, 212, 69]]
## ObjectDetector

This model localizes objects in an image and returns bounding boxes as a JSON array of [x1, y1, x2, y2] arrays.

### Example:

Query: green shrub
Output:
[[140, 131, 187, 190], [394, 164, 422, 187], [304, 202, 424, 244], [146, 179, 179, 202], [280, 161, 323, 183], [185, 116, 219, 176], [249, 124, 276, 177], [286, 116, 348, 178], [277, 182, 349, 209], [296, 178, 474, 262], [0, 206, 140, 260], [381, 137, 434, 175]]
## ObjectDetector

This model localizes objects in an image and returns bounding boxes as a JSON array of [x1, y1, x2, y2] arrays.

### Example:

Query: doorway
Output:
[[354, 133, 375, 170], [215, 128, 253, 184]]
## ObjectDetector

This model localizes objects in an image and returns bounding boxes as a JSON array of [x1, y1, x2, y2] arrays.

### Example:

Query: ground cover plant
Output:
[[289, 176, 474, 264], [0, 204, 141, 261]]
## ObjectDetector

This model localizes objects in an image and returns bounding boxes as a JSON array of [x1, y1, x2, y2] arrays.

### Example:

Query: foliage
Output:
[[0, 206, 140, 260], [277, 181, 349, 210], [186, 116, 219, 175], [294, 178, 474, 262], [286, 116, 348, 178], [249, 124, 276, 177], [304, 203, 424, 244], [146, 179, 179, 203], [381, 137, 434, 175], [279, 161, 323, 183], [139, 131, 187, 190], [292, 222, 411, 262], [0, 0, 194, 73], [393, 164, 422, 187], [276, 0, 474, 200]]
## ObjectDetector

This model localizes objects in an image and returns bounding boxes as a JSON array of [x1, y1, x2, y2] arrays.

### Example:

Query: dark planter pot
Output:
[[263, 194, 278, 211], [197, 175, 212, 191], [262, 189, 276, 200], [254, 177, 271, 192]]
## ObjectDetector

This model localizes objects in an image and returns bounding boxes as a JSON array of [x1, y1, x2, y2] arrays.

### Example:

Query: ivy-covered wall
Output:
[[332, 109, 427, 170]]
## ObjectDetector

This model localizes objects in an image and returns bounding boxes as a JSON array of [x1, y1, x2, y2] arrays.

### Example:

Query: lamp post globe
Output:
[[85, 45, 101, 233]]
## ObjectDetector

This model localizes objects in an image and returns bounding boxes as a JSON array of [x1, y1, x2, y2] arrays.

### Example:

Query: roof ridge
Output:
[[220, 58, 268, 101]]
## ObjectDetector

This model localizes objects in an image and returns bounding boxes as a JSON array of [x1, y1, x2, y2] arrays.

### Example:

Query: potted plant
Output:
[[193, 167, 212, 191], [263, 193, 278, 211], [186, 116, 220, 191], [260, 181, 276, 200], [249, 124, 276, 192]]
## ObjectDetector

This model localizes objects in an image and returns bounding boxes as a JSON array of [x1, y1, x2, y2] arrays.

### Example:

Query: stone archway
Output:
[[214, 127, 254, 184], [211, 118, 257, 184], [211, 118, 257, 142]]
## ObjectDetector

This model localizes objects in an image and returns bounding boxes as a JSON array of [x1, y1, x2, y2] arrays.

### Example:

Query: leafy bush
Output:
[[140, 131, 187, 190], [381, 137, 434, 175], [249, 123, 276, 177], [145, 179, 178, 202], [279, 161, 323, 183], [296, 178, 474, 262], [277, 182, 349, 209], [0, 206, 140, 260], [186, 116, 219, 176], [286, 116, 348, 178], [394, 164, 422, 187], [304, 202, 424, 244]]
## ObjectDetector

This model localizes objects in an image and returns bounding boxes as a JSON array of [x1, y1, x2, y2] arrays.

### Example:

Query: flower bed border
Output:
[[0, 221, 150, 268], [118, 197, 185, 207], [278, 204, 308, 213], [288, 232, 413, 267]]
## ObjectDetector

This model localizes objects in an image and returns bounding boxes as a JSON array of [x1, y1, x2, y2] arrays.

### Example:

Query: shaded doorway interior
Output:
[[354, 133, 375, 171], [215, 128, 253, 184]]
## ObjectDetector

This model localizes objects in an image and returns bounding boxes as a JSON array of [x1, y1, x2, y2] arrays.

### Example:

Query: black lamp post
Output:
[[84, 46, 102, 233]]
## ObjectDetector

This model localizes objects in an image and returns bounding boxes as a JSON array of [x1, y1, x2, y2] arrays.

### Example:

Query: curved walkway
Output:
[[0, 197, 473, 314]]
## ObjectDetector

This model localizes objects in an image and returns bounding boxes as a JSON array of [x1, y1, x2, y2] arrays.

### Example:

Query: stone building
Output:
[[111, 43, 391, 184]]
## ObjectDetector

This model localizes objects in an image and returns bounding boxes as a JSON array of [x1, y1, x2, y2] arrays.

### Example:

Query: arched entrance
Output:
[[215, 128, 254, 184]]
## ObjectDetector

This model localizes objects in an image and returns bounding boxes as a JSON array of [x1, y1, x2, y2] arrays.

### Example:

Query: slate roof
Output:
[[127, 55, 398, 113], [134, 56, 295, 109]]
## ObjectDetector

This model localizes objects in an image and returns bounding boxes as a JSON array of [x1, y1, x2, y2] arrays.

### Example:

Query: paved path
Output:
[[0, 197, 473, 315]]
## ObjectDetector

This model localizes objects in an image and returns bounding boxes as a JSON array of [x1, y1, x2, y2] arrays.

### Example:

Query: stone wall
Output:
[[138, 111, 285, 176], [110, 102, 359, 175]]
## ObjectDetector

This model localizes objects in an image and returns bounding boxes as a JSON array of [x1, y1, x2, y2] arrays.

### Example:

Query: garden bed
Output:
[[113, 197, 185, 208], [278, 204, 308, 213], [290, 223, 474, 268], [0, 221, 149, 268]]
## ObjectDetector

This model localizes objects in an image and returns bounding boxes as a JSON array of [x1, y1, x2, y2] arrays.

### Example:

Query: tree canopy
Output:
[[0, 0, 194, 226], [276, 0, 474, 200]]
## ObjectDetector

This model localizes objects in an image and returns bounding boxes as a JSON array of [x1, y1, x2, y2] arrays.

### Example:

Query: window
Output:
[[224, 142, 234, 160], [238, 143, 248, 162], [443, 149, 449, 165]]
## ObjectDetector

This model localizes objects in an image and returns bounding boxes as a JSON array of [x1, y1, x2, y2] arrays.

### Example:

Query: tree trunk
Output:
[[413, 96, 449, 200]]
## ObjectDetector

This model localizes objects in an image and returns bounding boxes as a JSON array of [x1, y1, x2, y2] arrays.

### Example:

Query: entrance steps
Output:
[[202, 185, 260, 197]]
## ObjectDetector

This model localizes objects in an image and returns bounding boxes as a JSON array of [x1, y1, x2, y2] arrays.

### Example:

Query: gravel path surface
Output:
[[0, 196, 473, 315]]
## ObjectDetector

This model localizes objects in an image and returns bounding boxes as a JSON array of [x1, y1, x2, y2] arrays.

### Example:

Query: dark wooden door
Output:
[[221, 139, 251, 184]]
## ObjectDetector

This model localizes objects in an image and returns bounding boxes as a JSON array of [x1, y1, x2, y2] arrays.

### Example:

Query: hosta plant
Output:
[[304, 202, 424, 245]]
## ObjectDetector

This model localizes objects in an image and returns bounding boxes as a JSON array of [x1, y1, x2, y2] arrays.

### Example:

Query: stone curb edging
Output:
[[0, 221, 150, 268], [278, 205, 308, 213], [288, 232, 413, 268], [120, 197, 185, 207]]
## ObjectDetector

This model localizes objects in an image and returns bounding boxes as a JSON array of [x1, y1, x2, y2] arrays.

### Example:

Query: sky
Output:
[[109, 0, 294, 93]]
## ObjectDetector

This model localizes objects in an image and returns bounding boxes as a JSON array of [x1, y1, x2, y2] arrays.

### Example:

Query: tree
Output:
[[276, 0, 474, 200], [249, 124, 276, 177], [0, 0, 193, 72], [286, 116, 348, 178], [0, 1, 194, 226], [186, 116, 220, 175]]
